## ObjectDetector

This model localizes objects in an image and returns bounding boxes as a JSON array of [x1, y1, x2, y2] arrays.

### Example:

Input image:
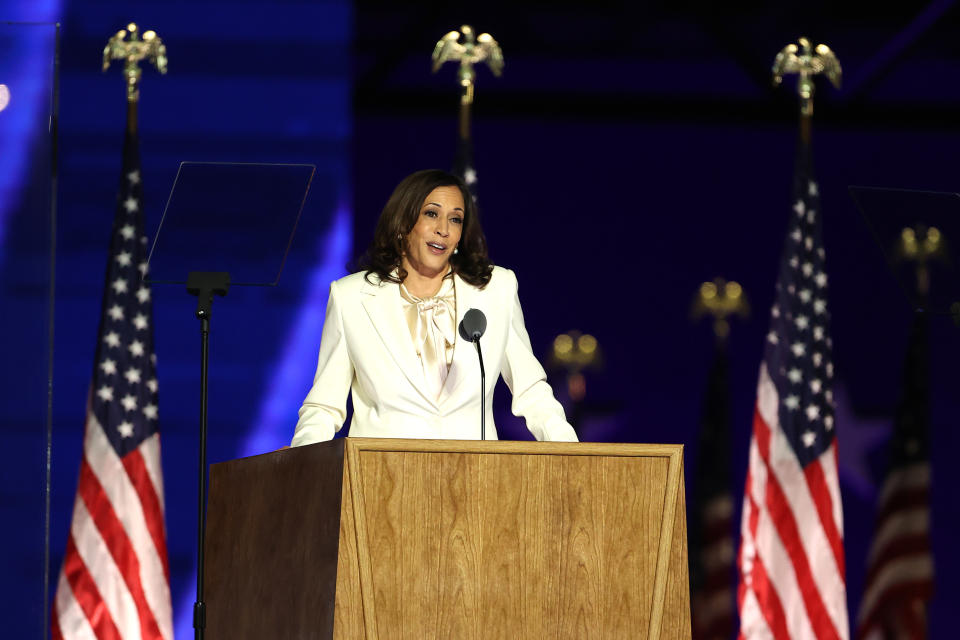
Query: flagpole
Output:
[[547, 331, 602, 434], [459, 87, 471, 142], [692, 278, 749, 346], [772, 37, 841, 145], [690, 278, 747, 638], [103, 23, 174, 637], [54, 22, 171, 640], [432, 25, 502, 192]]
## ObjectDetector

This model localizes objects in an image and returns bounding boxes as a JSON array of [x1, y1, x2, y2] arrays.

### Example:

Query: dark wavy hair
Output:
[[356, 169, 493, 288]]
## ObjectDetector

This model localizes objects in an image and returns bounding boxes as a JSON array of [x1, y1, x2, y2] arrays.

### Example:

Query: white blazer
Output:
[[292, 266, 578, 445]]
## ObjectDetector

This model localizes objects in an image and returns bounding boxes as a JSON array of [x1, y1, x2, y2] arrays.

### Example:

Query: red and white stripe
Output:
[[693, 494, 736, 639], [53, 397, 173, 640], [738, 364, 849, 640], [856, 462, 933, 639]]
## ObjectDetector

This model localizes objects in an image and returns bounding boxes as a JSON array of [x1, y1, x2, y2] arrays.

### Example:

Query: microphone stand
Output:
[[472, 338, 485, 440]]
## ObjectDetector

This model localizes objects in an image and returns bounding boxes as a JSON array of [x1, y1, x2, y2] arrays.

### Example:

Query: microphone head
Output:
[[458, 308, 487, 341]]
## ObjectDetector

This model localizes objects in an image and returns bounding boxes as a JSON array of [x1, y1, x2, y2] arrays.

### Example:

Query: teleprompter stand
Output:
[[146, 162, 315, 639]]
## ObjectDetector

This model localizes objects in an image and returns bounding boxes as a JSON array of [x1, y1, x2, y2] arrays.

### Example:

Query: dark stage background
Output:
[[2, 1, 959, 638]]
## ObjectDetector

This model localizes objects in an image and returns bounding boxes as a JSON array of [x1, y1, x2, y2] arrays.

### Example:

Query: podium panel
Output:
[[205, 439, 691, 640]]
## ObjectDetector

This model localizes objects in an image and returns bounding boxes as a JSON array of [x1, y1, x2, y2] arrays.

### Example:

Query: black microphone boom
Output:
[[458, 308, 487, 440]]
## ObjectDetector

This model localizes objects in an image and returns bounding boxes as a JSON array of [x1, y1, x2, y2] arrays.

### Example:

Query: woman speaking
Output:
[[291, 169, 577, 445]]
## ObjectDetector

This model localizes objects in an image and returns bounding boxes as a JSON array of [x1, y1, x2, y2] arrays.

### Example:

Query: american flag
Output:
[[737, 137, 849, 639], [691, 345, 736, 639], [52, 127, 173, 639], [856, 312, 933, 639]]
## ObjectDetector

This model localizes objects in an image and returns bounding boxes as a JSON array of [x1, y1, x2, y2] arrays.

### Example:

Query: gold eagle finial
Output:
[[103, 23, 168, 102], [772, 37, 841, 116], [432, 25, 503, 105]]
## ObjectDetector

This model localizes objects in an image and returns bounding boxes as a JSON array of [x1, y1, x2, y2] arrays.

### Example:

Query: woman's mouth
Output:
[[426, 242, 446, 254]]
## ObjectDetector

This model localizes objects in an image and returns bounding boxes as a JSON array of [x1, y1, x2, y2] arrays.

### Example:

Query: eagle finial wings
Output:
[[771, 38, 842, 91], [814, 44, 842, 89], [432, 31, 463, 73], [476, 33, 504, 77], [771, 44, 799, 87]]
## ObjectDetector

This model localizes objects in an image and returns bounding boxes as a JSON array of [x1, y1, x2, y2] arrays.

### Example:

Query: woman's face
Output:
[[401, 185, 464, 278]]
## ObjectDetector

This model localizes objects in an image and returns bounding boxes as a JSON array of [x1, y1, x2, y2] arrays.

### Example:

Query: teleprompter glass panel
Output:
[[146, 162, 315, 286]]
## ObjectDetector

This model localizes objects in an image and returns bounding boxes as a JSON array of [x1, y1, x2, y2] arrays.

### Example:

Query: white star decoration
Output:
[[813, 326, 825, 341], [771, 305, 780, 318], [124, 197, 138, 213], [791, 229, 802, 243], [812, 352, 823, 366], [143, 403, 158, 420], [813, 299, 826, 315], [767, 331, 779, 345], [124, 367, 142, 384], [133, 313, 148, 330], [120, 224, 135, 240], [801, 263, 813, 277], [815, 272, 828, 288], [784, 395, 800, 410], [788, 368, 803, 383], [97, 385, 114, 402], [116, 252, 132, 267], [793, 200, 805, 216], [100, 358, 117, 375], [104, 332, 121, 348], [463, 168, 477, 185], [127, 170, 140, 184], [112, 278, 128, 294], [824, 415, 834, 430], [804, 237, 814, 250], [806, 404, 820, 420], [810, 379, 822, 393], [795, 315, 809, 330], [121, 394, 138, 411], [118, 421, 134, 438], [802, 430, 817, 447], [791, 342, 806, 357], [807, 210, 816, 223], [808, 181, 818, 196], [128, 340, 145, 357], [147, 378, 158, 393], [136, 287, 150, 303], [108, 305, 124, 321], [799, 289, 812, 303], [138, 261, 149, 276]]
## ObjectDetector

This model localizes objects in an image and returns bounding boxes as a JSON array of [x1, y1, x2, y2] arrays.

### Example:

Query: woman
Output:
[[291, 169, 577, 445]]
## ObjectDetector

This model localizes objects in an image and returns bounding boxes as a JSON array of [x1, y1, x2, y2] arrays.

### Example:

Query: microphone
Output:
[[458, 308, 487, 341], [458, 309, 487, 440]]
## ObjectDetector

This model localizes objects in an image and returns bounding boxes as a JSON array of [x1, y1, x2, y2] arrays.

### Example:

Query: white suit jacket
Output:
[[291, 266, 578, 445]]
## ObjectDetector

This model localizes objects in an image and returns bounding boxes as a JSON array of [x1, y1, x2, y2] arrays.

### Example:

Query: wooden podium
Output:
[[204, 438, 691, 639]]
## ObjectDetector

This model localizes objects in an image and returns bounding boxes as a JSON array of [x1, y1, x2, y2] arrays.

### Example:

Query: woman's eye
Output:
[[424, 210, 438, 218], [451, 217, 463, 225]]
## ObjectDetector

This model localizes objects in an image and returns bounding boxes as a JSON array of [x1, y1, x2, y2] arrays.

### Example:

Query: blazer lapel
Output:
[[440, 273, 482, 405], [360, 276, 438, 409]]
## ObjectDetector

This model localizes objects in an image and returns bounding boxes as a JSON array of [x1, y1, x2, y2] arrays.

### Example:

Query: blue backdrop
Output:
[[2, 1, 959, 638]]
